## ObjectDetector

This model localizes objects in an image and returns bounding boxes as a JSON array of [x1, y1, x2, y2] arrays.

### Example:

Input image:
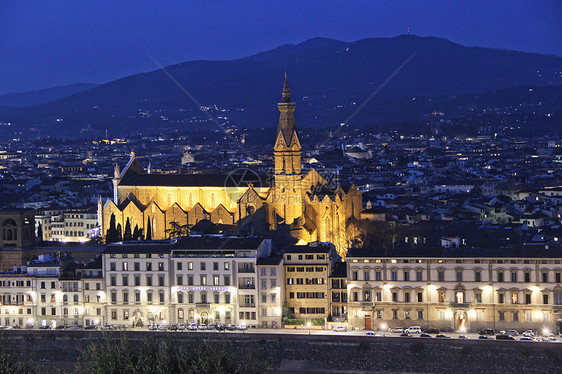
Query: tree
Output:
[[166, 220, 190, 238], [133, 224, 141, 240], [36, 223, 43, 241], [116, 223, 123, 242], [282, 301, 294, 323], [124, 217, 132, 241], [146, 216, 152, 240], [105, 213, 118, 244]]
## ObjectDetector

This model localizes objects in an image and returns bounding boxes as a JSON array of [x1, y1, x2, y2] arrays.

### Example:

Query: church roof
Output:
[[119, 171, 272, 188]]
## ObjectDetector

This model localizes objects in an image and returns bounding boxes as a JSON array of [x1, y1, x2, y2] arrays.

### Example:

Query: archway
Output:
[[132, 310, 144, 327], [456, 312, 467, 331]]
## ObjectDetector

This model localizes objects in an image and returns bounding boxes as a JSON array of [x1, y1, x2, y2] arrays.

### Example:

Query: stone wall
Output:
[[1, 330, 561, 373]]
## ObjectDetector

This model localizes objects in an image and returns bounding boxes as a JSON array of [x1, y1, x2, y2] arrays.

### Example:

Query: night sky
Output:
[[1, 0, 560, 95]]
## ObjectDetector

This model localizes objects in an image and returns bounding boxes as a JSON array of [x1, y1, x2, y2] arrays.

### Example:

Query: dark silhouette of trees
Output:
[[166, 221, 190, 238], [146, 217, 152, 240], [124, 218, 132, 241], [105, 213, 119, 244]]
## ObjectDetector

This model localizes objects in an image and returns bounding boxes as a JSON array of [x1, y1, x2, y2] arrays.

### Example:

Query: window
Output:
[[364, 290, 371, 301], [525, 294, 531, 304], [543, 294, 549, 304], [477, 311, 482, 321], [122, 275, 128, 286], [224, 275, 230, 286], [416, 271, 422, 281], [188, 293, 194, 303], [392, 292, 398, 302], [511, 272, 517, 283], [146, 262, 152, 271], [439, 311, 445, 320], [159, 291, 165, 304], [271, 294, 276, 303], [393, 310, 398, 319], [438, 271, 444, 282], [352, 271, 358, 281], [158, 262, 164, 271], [498, 293, 505, 304], [391, 271, 398, 281], [352, 291, 358, 302], [364, 270, 370, 281], [111, 292, 116, 304], [158, 275, 164, 287], [524, 272, 531, 283], [376, 291, 382, 302], [475, 293, 482, 303], [177, 276, 183, 285], [146, 276, 152, 287], [110, 276, 116, 287], [417, 310, 423, 320], [135, 291, 141, 303], [134, 276, 140, 286], [377, 310, 382, 318], [261, 294, 267, 303], [123, 291, 128, 304], [511, 293, 518, 304], [134, 262, 140, 271], [512, 312, 518, 322], [271, 279, 276, 288], [497, 271, 504, 282], [525, 312, 532, 322], [177, 292, 184, 303], [110, 262, 116, 271], [188, 262, 193, 270], [214, 262, 219, 271], [404, 271, 410, 281], [438, 291, 445, 303], [111, 310, 117, 320], [122, 262, 128, 271], [177, 262, 182, 271], [261, 268, 267, 276], [556, 272, 561, 284], [375, 271, 382, 281], [147, 292, 153, 303], [456, 271, 463, 282], [404, 292, 410, 303], [498, 311, 505, 321], [270, 268, 276, 276], [225, 293, 231, 304], [214, 276, 220, 286], [224, 262, 230, 271], [200, 263, 206, 271], [542, 272, 548, 283], [200, 275, 207, 286], [214, 293, 220, 304], [417, 292, 423, 303], [474, 271, 481, 282], [261, 280, 267, 289], [405, 310, 411, 319], [187, 275, 194, 286]]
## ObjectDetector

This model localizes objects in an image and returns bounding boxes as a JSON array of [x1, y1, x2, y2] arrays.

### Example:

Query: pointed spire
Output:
[[114, 164, 120, 179], [282, 72, 291, 102], [130, 150, 136, 159]]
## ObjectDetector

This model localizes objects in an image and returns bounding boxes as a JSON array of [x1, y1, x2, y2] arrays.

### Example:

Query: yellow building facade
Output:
[[100, 76, 362, 257]]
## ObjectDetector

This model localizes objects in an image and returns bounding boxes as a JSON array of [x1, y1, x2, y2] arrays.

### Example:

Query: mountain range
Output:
[[1, 35, 561, 138]]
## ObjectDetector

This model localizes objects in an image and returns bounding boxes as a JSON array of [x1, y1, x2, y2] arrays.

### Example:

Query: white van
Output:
[[405, 326, 422, 334]]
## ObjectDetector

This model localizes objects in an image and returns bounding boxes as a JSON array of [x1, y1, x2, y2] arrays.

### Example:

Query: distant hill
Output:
[[0, 35, 560, 138], [0, 83, 98, 108]]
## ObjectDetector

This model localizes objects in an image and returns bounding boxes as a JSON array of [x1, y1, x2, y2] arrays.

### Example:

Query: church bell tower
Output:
[[272, 74, 303, 225]]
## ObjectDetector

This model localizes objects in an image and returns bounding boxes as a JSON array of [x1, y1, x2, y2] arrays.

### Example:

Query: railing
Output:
[[195, 302, 210, 307], [239, 303, 256, 308], [360, 301, 374, 307], [238, 284, 255, 289], [238, 267, 255, 273]]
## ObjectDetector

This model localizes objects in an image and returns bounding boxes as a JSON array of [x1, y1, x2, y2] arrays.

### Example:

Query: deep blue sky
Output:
[[1, 0, 560, 95]]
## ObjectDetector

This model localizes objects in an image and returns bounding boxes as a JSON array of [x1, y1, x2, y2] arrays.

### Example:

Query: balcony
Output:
[[239, 284, 255, 290], [238, 267, 255, 273], [239, 303, 256, 308], [196, 302, 211, 308], [450, 302, 471, 308], [360, 301, 374, 308]]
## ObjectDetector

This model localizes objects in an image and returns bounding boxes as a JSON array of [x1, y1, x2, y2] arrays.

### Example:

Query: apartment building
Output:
[[101, 236, 273, 328], [283, 242, 338, 322], [346, 246, 562, 333], [329, 261, 348, 323], [36, 207, 98, 242], [257, 256, 284, 328]]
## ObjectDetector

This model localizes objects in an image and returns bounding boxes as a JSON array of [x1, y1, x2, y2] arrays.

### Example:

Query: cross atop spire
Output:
[[282, 72, 291, 102]]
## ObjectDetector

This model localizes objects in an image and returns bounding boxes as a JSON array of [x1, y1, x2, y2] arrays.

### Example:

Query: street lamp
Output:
[[307, 322, 311, 335], [380, 322, 387, 337]]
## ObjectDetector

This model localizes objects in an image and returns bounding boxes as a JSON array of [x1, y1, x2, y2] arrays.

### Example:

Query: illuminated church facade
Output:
[[99, 76, 362, 256]]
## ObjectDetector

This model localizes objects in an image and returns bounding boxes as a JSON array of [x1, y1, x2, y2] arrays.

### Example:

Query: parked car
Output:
[[519, 336, 536, 341], [187, 324, 198, 331], [399, 333, 410, 337], [38, 325, 51, 330], [197, 324, 207, 330], [423, 328, 440, 334], [435, 334, 450, 339], [55, 325, 67, 330], [405, 326, 422, 334], [506, 330, 519, 336], [496, 334, 515, 341], [84, 325, 97, 330], [545, 337, 558, 342], [102, 324, 115, 330], [177, 323, 186, 331], [522, 330, 535, 338], [420, 333, 432, 338], [458, 335, 468, 339], [478, 328, 495, 336], [391, 327, 404, 333], [207, 324, 216, 330], [215, 324, 226, 331], [226, 324, 237, 331], [478, 335, 489, 340], [157, 324, 168, 331], [237, 324, 248, 331], [365, 331, 380, 336], [333, 326, 347, 332], [168, 325, 178, 331]]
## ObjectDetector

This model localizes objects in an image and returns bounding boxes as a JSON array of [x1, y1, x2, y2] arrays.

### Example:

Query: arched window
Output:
[[73, 295, 79, 303], [63, 294, 68, 302], [3, 218, 17, 241]]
